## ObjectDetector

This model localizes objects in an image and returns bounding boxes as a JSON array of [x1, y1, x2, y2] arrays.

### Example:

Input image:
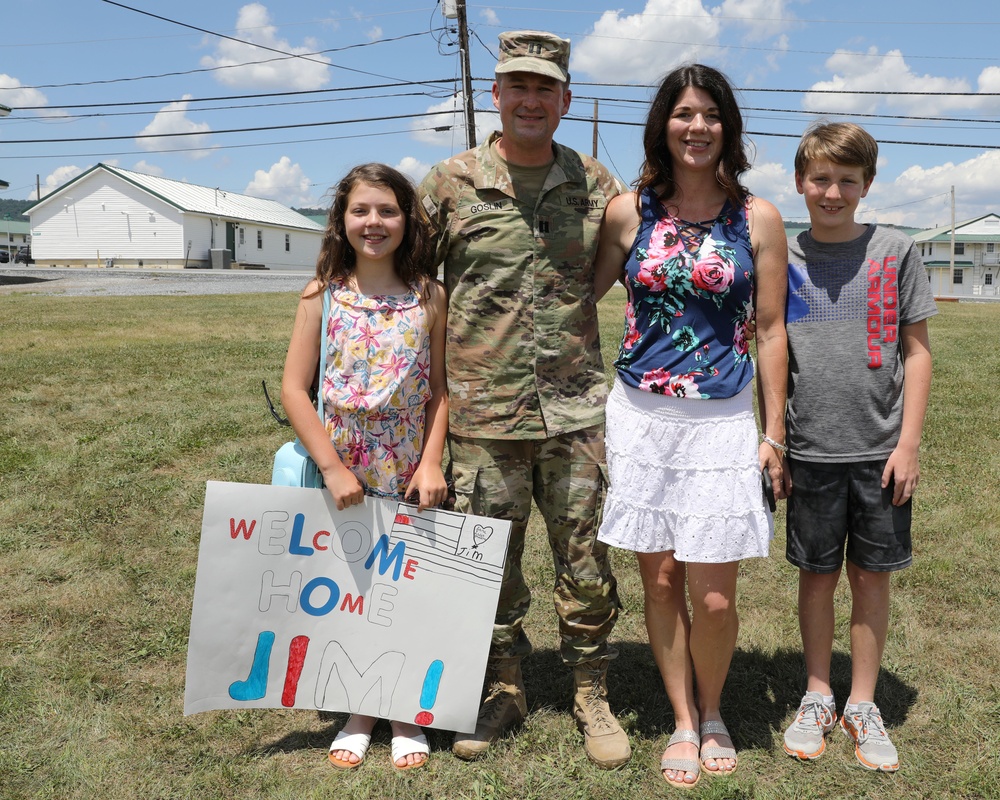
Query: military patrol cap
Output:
[[495, 30, 570, 83]]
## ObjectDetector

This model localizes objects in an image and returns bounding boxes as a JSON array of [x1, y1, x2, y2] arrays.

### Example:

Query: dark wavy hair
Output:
[[314, 163, 432, 300], [636, 64, 751, 209]]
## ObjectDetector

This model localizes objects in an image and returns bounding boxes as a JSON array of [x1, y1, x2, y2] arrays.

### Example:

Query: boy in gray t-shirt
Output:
[[779, 123, 936, 773]]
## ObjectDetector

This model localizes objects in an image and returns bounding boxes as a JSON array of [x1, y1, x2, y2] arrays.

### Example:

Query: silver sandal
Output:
[[660, 728, 701, 789], [700, 719, 738, 775]]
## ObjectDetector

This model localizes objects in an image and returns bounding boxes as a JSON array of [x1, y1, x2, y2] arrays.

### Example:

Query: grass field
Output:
[[1, 292, 998, 800]]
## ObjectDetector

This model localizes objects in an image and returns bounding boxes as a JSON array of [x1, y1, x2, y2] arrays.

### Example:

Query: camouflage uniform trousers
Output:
[[448, 424, 620, 666]]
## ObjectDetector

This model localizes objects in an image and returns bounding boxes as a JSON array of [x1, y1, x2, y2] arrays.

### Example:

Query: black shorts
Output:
[[785, 458, 912, 574]]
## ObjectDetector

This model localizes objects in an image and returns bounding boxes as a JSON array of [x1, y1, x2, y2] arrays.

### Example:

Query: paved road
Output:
[[0, 266, 313, 297]]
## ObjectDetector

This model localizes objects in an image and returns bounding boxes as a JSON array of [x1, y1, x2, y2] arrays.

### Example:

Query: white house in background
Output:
[[24, 163, 324, 271], [912, 213, 1000, 298]]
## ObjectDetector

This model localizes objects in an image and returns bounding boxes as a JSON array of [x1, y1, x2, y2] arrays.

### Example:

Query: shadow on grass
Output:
[[0, 274, 50, 286], [254, 710, 459, 758], [520, 642, 918, 750], [250, 644, 917, 759]]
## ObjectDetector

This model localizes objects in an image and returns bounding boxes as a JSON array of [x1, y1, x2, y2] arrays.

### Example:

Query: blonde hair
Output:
[[794, 122, 878, 183]]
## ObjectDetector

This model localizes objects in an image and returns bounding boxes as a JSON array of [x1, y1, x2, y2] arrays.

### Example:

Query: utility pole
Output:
[[592, 99, 599, 159], [949, 185, 955, 296], [456, 0, 477, 150]]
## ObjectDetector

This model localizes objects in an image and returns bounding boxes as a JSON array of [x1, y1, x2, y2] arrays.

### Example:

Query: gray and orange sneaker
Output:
[[840, 702, 899, 772], [783, 692, 837, 761]]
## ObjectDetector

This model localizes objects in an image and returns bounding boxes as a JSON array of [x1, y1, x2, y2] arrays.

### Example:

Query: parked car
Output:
[[14, 246, 33, 264], [0, 250, 9, 263]]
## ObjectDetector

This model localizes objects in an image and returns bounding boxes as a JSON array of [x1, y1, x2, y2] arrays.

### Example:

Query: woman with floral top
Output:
[[593, 64, 788, 789]]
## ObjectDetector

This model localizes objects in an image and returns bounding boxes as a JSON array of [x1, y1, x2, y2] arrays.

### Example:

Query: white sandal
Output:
[[391, 731, 429, 771], [328, 730, 372, 770]]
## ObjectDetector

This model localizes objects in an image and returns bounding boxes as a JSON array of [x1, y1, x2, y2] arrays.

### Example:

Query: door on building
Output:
[[226, 222, 236, 259]]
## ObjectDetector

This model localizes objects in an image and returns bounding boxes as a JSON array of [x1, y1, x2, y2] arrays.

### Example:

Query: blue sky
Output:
[[2, 1, 998, 229]]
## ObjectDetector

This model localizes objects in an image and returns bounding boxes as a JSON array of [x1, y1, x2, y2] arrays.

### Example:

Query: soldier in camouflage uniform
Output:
[[417, 30, 630, 769]]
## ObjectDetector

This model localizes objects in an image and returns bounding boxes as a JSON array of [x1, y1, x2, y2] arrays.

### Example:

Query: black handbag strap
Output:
[[316, 285, 330, 425], [263, 283, 331, 427]]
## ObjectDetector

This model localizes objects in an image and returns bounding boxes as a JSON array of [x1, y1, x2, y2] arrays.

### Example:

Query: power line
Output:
[[518, 79, 1000, 97], [482, 5, 1000, 26], [472, 8, 999, 63], [0, 110, 457, 146], [572, 95, 1000, 126], [15, 31, 438, 91], [0, 127, 447, 161], [21, 92, 442, 122], [3, 108, 992, 153], [10, 81, 456, 112], [11, 79, 1000, 123], [561, 116, 998, 150], [99, 0, 427, 85]]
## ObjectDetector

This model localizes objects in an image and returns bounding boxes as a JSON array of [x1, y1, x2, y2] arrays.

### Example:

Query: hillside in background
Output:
[[0, 199, 32, 221]]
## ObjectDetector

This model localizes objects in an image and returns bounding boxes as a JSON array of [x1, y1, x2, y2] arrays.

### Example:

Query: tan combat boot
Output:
[[452, 655, 527, 760], [573, 658, 631, 769]]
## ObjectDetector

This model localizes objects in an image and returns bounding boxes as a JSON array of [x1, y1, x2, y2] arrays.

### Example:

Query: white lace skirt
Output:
[[598, 378, 773, 561]]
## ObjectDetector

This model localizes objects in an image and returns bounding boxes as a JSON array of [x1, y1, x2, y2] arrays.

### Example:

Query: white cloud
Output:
[[395, 157, 431, 185], [34, 165, 84, 200], [137, 96, 212, 158], [718, 0, 795, 42], [572, 0, 722, 83], [974, 67, 1000, 112], [367, 26, 383, 41], [0, 74, 56, 117], [762, 149, 1000, 228], [877, 150, 1000, 227], [131, 160, 164, 177], [746, 160, 797, 211], [200, 3, 331, 90], [480, 9, 500, 26], [411, 93, 499, 148], [244, 156, 315, 206], [804, 49, 977, 115]]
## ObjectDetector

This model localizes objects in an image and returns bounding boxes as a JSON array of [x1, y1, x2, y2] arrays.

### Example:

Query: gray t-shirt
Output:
[[786, 224, 938, 462]]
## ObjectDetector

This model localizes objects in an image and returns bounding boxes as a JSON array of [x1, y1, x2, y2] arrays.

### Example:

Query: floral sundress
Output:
[[321, 282, 431, 499]]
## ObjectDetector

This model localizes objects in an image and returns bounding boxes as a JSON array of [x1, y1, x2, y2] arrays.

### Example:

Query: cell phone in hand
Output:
[[762, 468, 776, 512]]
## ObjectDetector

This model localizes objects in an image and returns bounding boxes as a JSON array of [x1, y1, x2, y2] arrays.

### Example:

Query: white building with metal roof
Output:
[[912, 213, 1000, 298], [25, 163, 324, 271]]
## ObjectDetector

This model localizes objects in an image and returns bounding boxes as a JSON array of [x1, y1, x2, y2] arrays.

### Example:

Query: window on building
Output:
[[926, 243, 933, 256], [988, 243, 995, 253], [285, 233, 290, 252], [954, 242, 965, 255], [953, 269, 963, 284], [239, 228, 245, 245], [986, 273, 994, 286], [257, 230, 263, 249]]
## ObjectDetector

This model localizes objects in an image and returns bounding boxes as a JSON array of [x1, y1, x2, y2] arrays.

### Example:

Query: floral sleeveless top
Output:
[[321, 281, 431, 498], [614, 188, 756, 399]]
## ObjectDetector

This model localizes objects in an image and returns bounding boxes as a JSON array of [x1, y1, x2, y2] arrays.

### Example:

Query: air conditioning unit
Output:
[[210, 248, 232, 269]]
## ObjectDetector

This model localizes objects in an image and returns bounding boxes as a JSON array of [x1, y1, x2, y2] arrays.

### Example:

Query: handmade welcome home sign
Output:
[[184, 481, 511, 733]]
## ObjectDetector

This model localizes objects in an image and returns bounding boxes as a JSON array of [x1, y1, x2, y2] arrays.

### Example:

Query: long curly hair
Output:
[[635, 64, 751, 209], [313, 163, 433, 300]]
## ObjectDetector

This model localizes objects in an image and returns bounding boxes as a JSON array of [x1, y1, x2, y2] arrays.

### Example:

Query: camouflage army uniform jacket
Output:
[[419, 132, 620, 440]]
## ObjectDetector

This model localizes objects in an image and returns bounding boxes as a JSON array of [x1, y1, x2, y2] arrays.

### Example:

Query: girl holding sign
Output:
[[281, 163, 449, 770]]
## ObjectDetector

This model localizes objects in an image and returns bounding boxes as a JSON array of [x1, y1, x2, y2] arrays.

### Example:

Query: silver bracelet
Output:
[[762, 434, 788, 454]]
